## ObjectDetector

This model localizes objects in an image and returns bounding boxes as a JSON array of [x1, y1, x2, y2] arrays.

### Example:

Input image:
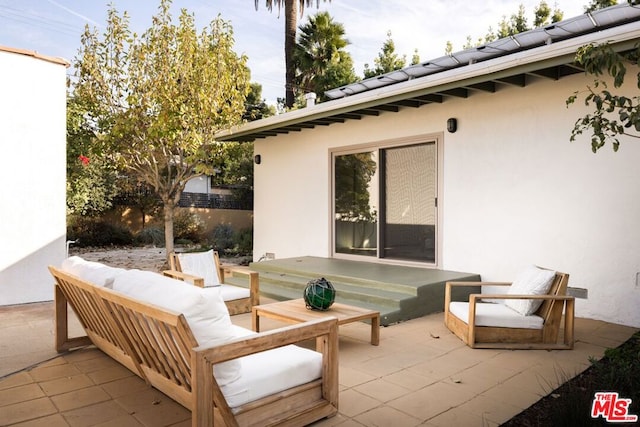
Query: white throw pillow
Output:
[[61, 256, 126, 288], [178, 250, 221, 287], [504, 265, 556, 316], [111, 269, 240, 386]]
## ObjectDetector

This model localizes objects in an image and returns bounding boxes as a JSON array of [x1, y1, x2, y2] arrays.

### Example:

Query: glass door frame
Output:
[[329, 133, 443, 267]]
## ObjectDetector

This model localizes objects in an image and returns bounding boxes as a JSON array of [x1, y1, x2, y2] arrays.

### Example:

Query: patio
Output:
[[1, 300, 637, 426]]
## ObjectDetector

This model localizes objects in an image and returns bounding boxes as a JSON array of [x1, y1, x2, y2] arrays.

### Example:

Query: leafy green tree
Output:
[[455, 1, 563, 51], [334, 153, 377, 221], [585, 0, 618, 12], [363, 31, 406, 78], [215, 142, 255, 208], [533, 0, 563, 27], [566, 42, 640, 152], [73, 0, 250, 256], [243, 82, 276, 121], [445, 41, 453, 56], [66, 155, 119, 217], [66, 95, 118, 216], [294, 11, 358, 103], [509, 4, 529, 35], [254, 0, 330, 109], [411, 49, 420, 66]]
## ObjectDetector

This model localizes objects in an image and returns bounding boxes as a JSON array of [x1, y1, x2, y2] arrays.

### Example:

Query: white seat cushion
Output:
[[201, 317, 322, 410], [111, 269, 240, 386], [61, 256, 126, 288], [223, 341, 323, 410], [505, 265, 556, 316], [220, 284, 250, 301], [177, 250, 221, 287], [449, 301, 544, 329]]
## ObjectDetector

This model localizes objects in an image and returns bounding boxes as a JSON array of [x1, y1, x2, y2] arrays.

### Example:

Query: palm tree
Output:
[[254, 0, 330, 108], [294, 11, 357, 103]]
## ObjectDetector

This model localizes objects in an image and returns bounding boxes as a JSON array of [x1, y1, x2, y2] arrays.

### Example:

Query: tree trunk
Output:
[[284, 0, 297, 108], [163, 203, 175, 263]]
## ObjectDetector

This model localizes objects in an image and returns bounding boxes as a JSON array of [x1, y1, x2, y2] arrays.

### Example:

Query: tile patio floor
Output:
[[0, 301, 637, 426]]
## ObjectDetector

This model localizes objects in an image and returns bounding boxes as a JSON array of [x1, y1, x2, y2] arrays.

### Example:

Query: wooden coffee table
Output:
[[252, 298, 380, 345]]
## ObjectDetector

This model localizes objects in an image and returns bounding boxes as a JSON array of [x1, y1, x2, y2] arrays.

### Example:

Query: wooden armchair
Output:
[[444, 268, 575, 350], [164, 250, 259, 315]]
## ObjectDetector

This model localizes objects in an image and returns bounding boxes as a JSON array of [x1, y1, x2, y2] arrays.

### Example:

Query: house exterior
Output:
[[216, 5, 640, 328], [0, 46, 68, 305]]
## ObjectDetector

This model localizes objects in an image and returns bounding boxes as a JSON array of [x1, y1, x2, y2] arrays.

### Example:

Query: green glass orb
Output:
[[303, 278, 336, 311]]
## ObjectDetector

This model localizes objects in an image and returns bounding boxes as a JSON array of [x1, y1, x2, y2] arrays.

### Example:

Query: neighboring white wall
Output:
[[254, 69, 640, 327], [0, 49, 68, 305], [184, 175, 210, 193]]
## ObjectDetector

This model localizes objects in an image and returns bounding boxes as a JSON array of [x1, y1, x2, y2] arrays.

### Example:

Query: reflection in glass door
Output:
[[334, 152, 378, 257]]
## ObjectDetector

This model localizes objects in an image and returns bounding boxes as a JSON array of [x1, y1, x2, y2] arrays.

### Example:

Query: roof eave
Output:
[[216, 21, 640, 142]]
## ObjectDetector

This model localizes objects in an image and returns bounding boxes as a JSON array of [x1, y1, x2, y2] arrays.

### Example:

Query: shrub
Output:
[[173, 211, 205, 243], [134, 226, 165, 246], [208, 223, 235, 252], [67, 217, 134, 247], [235, 227, 253, 255]]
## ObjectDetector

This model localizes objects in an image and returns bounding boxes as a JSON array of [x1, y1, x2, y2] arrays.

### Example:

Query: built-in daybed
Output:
[[51, 257, 338, 426]]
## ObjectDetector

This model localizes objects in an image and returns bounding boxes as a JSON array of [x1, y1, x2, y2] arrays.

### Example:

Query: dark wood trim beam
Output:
[[389, 99, 422, 108], [529, 67, 560, 80], [466, 81, 496, 92], [354, 109, 381, 116], [415, 94, 444, 103], [370, 104, 400, 112], [336, 113, 363, 120], [279, 126, 303, 132], [497, 74, 526, 87], [437, 88, 468, 98]]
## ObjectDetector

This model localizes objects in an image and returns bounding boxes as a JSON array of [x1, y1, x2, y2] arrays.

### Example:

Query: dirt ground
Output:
[[68, 246, 248, 272], [69, 246, 170, 272]]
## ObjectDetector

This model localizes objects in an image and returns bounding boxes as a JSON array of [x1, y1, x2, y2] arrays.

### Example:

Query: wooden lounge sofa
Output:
[[51, 257, 338, 426], [164, 250, 259, 315], [444, 266, 575, 350]]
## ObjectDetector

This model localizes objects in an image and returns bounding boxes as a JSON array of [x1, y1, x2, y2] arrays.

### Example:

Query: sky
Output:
[[0, 0, 589, 105]]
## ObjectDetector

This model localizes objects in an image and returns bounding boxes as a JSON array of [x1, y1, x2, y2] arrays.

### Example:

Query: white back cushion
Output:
[[61, 256, 126, 288], [178, 250, 221, 287], [504, 265, 556, 316], [111, 269, 240, 386]]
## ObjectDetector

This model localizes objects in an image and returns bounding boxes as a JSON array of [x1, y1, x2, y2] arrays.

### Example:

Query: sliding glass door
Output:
[[333, 139, 438, 263]]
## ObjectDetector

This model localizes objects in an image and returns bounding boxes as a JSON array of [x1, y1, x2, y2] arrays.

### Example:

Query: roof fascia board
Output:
[[0, 45, 70, 67], [216, 22, 640, 141]]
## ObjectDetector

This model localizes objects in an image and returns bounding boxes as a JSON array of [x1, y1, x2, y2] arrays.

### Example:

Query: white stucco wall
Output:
[[254, 69, 640, 328], [0, 49, 68, 305]]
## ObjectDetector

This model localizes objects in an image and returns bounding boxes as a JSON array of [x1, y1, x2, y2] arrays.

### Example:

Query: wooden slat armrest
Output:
[[219, 266, 260, 307], [246, 271, 259, 306], [162, 270, 205, 287], [195, 317, 338, 364], [445, 281, 506, 309], [446, 281, 512, 287], [445, 282, 511, 305], [469, 294, 575, 302]]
